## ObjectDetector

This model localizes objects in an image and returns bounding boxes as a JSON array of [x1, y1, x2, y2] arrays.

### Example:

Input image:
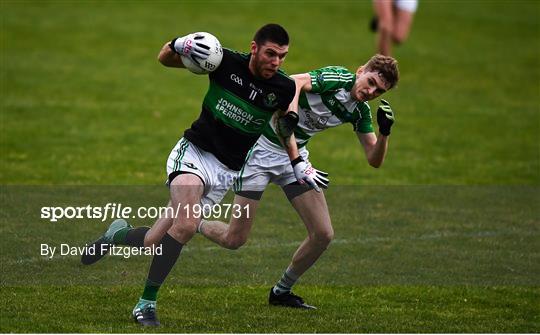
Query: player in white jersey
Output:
[[199, 54, 399, 309]]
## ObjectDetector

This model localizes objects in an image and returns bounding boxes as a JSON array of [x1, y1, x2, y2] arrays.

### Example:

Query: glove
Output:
[[377, 99, 395, 136], [291, 156, 329, 193], [276, 111, 299, 138], [172, 34, 211, 60]]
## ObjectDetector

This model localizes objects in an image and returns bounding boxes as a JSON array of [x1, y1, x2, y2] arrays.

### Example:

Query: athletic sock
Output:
[[196, 219, 207, 233], [113, 226, 149, 246], [272, 267, 299, 295], [139, 233, 183, 301], [141, 279, 160, 301]]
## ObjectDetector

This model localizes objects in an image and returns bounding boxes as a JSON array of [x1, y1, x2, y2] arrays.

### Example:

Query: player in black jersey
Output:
[[80, 24, 317, 326]]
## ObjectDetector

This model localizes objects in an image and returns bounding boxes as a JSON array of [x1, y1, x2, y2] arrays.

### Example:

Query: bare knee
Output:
[[310, 227, 334, 248], [392, 32, 408, 45], [144, 235, 157, 248], [223, 234, 248, 250], [378, 19, 394, 36], [168, 222, 197, 243], [392, 10, 414, 45]]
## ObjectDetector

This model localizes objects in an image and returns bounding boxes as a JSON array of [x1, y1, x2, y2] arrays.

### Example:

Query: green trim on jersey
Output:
[[309, 66, 355, 93], [203, 82, 271, 134], [320, 93, 354, 123], [222, 48, 250, 60], [310, 66, 374, 134], [352, 102, 374, 133], [299, 91, 310, 110], [262, 65, 374, 147]]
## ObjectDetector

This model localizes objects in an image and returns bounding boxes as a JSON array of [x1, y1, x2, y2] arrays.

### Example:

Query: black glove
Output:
[[276, 111, 299, 138], [377, 99, 395, 136]]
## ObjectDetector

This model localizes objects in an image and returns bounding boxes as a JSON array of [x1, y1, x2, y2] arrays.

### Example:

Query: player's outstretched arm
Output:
[[356, 100, 395, 168], [278, 73, 313, 160], [275, 111, 299, 158], [288, 73, 312, 116], [275, 73, 329, 192], [357, 132, 388, 168], [276, 110, 329, 192]]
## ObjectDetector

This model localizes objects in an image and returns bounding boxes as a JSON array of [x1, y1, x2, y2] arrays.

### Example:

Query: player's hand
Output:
[[377, 99, 395, 136], [276, 111, 299, 139], [291, 156, 329, 193], [173, 34, 211, 60]]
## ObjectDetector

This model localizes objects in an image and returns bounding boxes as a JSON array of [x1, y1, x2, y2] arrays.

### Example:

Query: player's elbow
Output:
[[158, 50, 170, 66], [158, 45, 180, 67]]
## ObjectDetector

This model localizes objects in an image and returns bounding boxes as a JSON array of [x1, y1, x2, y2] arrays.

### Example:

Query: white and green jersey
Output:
[[261, 66, 374, 148]]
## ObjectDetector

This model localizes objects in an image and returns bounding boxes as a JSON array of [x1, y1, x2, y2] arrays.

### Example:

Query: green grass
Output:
[[1, 0, 539, 333], [1, 186, 538, 331], [2, 1, 538, 185], [3, 286, 538, 333]]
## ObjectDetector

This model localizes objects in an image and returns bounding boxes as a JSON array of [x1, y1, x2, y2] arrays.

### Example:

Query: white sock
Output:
[[197, 220, 207, 233], [272, 267, 299, 295]]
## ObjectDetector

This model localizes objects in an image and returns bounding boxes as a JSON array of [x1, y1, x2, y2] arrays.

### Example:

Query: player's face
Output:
[[351, 68, 389, 102], [250, 41, 289, 79]]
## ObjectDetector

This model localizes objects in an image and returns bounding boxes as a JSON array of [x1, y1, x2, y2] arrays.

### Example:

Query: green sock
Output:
[[112, 227, 132, 244], [141, 279, 161, 301]]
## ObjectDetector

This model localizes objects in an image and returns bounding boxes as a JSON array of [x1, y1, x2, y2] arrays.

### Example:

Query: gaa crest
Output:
[[264, 92, 278, 108]]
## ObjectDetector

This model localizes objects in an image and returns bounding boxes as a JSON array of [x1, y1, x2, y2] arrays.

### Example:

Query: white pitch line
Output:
[[190, 230, 503, 252]]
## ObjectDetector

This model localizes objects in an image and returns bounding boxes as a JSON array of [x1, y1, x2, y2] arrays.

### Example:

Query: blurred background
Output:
[[2, 1, 538, 185], [1, 1, 539, 332]]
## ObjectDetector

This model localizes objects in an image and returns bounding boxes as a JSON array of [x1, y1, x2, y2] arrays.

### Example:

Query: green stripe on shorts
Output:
[[233, 143, 257, 193], [173, 138, 189, 172]]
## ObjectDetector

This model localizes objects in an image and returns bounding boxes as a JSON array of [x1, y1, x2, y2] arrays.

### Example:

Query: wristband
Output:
[[291, 156, 304, 167], [169, 37, 180, 54], [379, 127, 390, 136]]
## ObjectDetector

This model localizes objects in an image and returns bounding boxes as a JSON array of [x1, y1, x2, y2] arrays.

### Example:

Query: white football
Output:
[[181, 32, 223, 75]]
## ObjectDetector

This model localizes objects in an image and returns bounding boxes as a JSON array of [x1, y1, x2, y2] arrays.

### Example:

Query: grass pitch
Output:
[[1, 0, 539, 333]]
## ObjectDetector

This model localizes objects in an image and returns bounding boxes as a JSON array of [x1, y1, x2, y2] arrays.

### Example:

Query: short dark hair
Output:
[[253, 23, 289, 46]]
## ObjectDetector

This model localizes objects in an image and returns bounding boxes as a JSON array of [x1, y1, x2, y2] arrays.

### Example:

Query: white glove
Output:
[[173, 33, 211, 60], [292, 157, 329, 193]]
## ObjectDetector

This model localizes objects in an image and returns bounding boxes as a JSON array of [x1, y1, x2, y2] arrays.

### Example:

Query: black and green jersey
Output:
[[262, 66, 373, 148], [184, 48, 295, 170]]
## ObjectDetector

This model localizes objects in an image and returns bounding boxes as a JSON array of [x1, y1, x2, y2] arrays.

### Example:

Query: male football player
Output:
[[371, 0, 418, 55], [81, 24, 319, 326], [199, 54, 399, 309]]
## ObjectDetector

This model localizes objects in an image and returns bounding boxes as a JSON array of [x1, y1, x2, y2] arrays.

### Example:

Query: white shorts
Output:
[[166, 137, 237, 207], [395, 0, 418, 13], [234, 135, 310, 193]]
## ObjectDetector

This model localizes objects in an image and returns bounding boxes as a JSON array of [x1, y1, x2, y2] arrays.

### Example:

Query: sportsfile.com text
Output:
[[40, 203, 251, 222]]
